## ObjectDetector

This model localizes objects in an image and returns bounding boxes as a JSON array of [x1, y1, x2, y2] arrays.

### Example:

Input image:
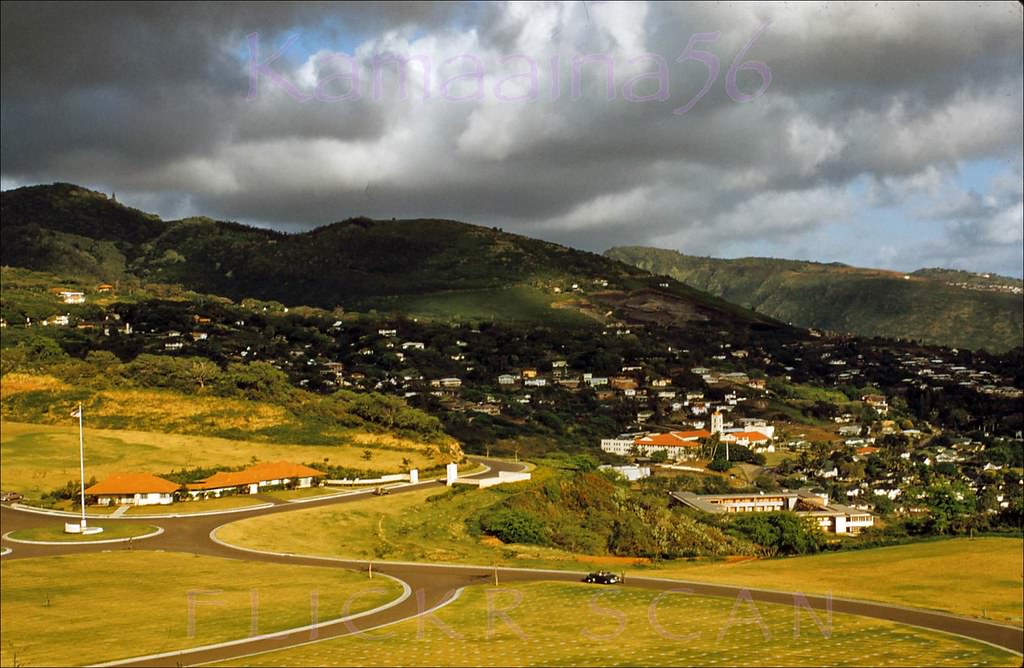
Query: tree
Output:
[[707, 458, 731, 473], [922, 481, 975, 535], [361, 450, 374, 462], [188, 359, 220, 391]]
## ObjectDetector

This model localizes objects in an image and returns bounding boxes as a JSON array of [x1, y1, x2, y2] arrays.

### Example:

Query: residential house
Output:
[[58, 290, 85, 304], [862, 394, 889, 415]]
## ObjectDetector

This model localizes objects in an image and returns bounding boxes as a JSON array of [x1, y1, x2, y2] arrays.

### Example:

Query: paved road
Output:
[[2, 458, 1022, 666]]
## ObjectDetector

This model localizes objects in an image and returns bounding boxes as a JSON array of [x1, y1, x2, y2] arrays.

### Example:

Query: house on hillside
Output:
[[186, 461, 325, 499], [862, 394, 889, 415], [84, 473, 181, 506], [57, 290, 85, 304]]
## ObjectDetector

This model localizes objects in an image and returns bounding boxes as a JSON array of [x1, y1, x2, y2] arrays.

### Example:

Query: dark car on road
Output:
[[373, 487, 390, 496], [1, 491, 24, 503], [583, 571, 622, 584]]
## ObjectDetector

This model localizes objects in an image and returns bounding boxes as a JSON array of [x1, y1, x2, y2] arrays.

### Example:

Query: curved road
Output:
[[2, 458, 1021, 666]]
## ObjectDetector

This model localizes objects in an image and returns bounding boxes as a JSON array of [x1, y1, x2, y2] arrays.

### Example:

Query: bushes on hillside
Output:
[[478, 508, 549, 545], [727, 512, 825, 557], [474, 471, 758, 559]]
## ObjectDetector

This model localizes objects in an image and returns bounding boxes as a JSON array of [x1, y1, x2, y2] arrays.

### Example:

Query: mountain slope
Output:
[[605, 246, 1024, 353], [0, 184, 781, 331]]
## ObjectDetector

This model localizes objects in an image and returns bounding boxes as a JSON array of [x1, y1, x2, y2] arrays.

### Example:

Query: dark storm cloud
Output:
[[1, 2, 1021, 275]]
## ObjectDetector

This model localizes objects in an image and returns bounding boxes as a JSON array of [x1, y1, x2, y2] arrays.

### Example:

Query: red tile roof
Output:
[[84, 473, 180, 496], [635, 431, 711, 447], [187, 461, 325, 491]]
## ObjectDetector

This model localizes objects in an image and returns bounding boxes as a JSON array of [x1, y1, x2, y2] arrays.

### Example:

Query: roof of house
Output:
[[84, 473, 180, 496], [722, 431, 770, 442], [187, 461, 325, 490], [635, 430, 711, 447]]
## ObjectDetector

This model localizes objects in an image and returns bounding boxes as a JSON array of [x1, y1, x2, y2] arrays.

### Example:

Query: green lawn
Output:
[[0, 421, 439, 502], [7, 522, 157, 542], [215, 488, 1024, 625], [0, 552, 402, 667], [213, 582, 1020, 667], [633, 537, 1024, 625]]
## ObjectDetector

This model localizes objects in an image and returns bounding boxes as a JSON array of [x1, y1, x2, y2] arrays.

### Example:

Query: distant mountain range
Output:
[[605, 246, 1024, 353], [0, 183, 780, 332]]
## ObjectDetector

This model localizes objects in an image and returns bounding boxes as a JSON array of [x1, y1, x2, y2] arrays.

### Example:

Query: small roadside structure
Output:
[[84, 473, 181, 507]]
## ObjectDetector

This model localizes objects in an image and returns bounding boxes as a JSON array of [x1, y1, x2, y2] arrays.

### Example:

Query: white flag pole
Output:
[[78, 402, 86, 528]]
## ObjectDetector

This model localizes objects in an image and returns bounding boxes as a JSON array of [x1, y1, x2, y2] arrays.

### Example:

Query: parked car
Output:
[[583, 571, 621, 585], [373, 487, 390, 496], [1, 491, 24, 503]]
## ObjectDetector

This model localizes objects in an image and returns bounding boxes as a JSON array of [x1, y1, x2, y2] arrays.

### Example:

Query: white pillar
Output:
[[445, 462, 458, 486], [409, 469, 419, 484]]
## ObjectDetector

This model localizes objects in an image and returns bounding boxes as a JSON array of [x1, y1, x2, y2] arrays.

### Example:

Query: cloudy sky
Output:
[[2, 1, 1022, 276]]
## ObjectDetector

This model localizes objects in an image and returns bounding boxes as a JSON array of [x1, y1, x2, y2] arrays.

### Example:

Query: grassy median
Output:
[[0, 551, 401, 667], [6, 522, 157, 542]]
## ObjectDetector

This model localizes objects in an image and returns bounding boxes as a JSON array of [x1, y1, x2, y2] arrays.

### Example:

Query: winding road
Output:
[[2, 458, 1021, 666]]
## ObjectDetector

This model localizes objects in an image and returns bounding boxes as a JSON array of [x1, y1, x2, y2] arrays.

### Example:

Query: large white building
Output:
[[600, 431, 711, 461], [669, 490, 874, 535]]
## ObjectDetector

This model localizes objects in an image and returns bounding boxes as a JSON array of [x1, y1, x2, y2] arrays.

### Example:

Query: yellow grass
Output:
[[0, 422, 440, 501], [213, 582, 1020, 667], [0, 551, 401, 667], [632, 537, 1024, 625]]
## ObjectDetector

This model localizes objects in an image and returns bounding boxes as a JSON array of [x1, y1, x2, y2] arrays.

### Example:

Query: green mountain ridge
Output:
[[0, 183, 779, 331], [605, 246, 1024, 353]]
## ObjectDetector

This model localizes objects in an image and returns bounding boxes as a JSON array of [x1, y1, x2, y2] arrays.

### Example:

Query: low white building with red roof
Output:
[[186, 461, 325, 499], [84, 473, 181, 507]]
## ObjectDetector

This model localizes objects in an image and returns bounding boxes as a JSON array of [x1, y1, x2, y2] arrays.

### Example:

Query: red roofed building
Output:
[[601, 431, 711, 461], [720, 431, 774, 451], [187, 461, 325, 499], [84, 473, 181, 507]]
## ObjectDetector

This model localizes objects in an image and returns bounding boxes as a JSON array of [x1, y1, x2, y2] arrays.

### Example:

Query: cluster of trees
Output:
[[474, 470, 759, 559]]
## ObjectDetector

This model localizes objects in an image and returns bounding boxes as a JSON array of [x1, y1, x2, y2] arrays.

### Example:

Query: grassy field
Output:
[[0, 551, 402, 667], [7, 522, 157, 542], [215, 488, 1024, 624], [361, 285, 595, 326], [213, 582, 1019, 667], [634, 537, 1024, 625], [0, 421, 439, 501], [0, 371, 453, 454]]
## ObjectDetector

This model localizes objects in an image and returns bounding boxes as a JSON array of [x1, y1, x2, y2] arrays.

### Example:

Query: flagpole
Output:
[[78, 402, 86, 528]]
